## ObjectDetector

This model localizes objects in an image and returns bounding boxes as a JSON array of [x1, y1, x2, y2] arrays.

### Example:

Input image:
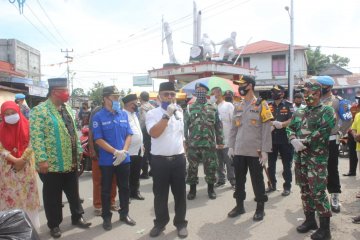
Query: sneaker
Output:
[[149, 226, 165, 237], [111, 205, 120, 211], [50, 227, 61, 238], [177, 226, 188, 238], [214, 182, 225, 188], [94, 208, 102, 216], [331, 193, 340, 213], [281, 189, 291, 196]]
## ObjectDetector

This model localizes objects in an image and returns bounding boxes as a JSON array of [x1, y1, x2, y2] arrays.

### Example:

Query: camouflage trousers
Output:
[[186, 147, 218, 185], [295, 156, 332, 217]]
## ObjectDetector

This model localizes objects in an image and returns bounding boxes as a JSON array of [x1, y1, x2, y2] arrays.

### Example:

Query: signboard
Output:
[[28, 85, 48, 97], [133, 75, 152, 87]]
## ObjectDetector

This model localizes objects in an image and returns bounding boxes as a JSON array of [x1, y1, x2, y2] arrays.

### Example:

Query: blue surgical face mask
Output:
[[112, 100, 121, 113], [161, 101, 170, 110]]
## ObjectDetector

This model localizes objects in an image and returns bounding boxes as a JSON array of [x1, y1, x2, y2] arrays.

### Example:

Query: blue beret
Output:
[[15, 93, 26, 100], [195, 82, 209, 91], [315, 76, 335, 86]]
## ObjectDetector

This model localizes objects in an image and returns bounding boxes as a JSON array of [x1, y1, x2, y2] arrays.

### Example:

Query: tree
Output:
[[88, 82, 105, 106], [306, 46, 350, 75], [72, 88, 85, 97]]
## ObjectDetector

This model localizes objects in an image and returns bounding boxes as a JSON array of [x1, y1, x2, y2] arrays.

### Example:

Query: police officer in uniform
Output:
[[185, 82, 224, 200], [227, 76, 273, 221], [267, 85, 294, 196], [316, 76, 352, 213]]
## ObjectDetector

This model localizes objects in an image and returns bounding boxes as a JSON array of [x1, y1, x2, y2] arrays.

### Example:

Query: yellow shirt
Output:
[[351, 112, 360, 151]]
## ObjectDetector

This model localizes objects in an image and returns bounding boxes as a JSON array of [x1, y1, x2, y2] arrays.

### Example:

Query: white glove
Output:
[[272, 121, 283, 129], [259, 151, 268, 166], [290, 139, 307, 152], [227, 148, 234, 158], [113, 150, 127, 166], [166, 104, 177, 118]]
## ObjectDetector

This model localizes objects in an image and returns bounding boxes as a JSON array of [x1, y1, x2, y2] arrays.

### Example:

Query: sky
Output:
[[1, 0, 360, 93]]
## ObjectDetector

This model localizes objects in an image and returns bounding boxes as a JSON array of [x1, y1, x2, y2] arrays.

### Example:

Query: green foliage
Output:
[[88, 82, 105, 106], [72, 88, 85, 97], [306, 46, 350, 75]]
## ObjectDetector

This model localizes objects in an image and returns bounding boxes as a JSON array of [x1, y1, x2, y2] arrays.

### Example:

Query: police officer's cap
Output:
[[122, 93, 138, 104], [195, 82, 209, 91], [15, 93, 26, 100], [48, 78, 68, 88], [102, 85, 120, 97], [159, 82, 175, 92], [233, 75, 255, 87], [315, 76, 335, 86], [271, 85, 285, 92]]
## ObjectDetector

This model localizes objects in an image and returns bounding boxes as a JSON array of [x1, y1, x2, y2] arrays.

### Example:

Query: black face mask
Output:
[[321, 87, 330, 95], [238, 84, 249, 96], [224, 97, 233, 102], [356, 97, 360, 105], [132, 105, 139, 113], [271, 92, 282, 100]]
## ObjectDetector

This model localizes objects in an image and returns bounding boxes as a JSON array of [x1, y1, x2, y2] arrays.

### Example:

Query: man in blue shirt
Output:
[[92, 86, 135, 231]]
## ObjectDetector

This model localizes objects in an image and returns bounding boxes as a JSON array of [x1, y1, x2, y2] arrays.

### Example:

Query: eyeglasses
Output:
[[161, 92, 176, 97]]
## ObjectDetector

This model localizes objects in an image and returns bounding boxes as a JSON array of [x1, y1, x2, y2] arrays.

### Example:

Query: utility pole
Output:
[[61, 48, 74, 104], [285, 0, 294, 102]]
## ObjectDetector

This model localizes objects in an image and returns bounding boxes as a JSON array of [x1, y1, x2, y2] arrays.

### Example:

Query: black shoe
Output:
[[214, 182, 225, 188], [253, 202, 265, 221], [352, 215, 360, 224], [343, 172, 356, 176], [228, 206, 245, 218], [72, 217, 92, 228], [50, 227, 61, 238], [120, 215, 136, 226], [130, 192, 145, 200], [187, 184, 196, 200], [140, 173, 150, 179], [297, 212, 318, 233], [310, 217, 331, 240], [265, 186, 276, 193], [150, 226, 165, 237], [208, 184, 217, 199], [102, 218, 112, 231], [281, 189, 291, 196], [177, 226, 188, 238]]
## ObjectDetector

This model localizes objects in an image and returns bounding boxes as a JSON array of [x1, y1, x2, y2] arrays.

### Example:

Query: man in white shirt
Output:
[[293, 93, 306, 111], [210, 87, 236, 188], [146, 82, 188, 238], [123, 94, 145, 200]]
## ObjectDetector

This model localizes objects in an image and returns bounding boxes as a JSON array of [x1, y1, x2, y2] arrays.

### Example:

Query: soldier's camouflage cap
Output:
[[301, 81, 322, 92]]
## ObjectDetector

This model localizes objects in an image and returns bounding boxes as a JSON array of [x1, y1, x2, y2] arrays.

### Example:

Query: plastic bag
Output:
[[0, 209, 40, 240]]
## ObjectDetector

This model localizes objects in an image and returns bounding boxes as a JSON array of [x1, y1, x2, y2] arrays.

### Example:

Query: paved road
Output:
[[37, 158, 360, 240]]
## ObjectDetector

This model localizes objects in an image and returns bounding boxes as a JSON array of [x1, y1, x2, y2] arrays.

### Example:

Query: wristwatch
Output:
[[162, 114, 170, 120]]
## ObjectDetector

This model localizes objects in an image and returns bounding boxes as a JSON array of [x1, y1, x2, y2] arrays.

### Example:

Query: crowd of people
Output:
[[0, 75, 360, 240]]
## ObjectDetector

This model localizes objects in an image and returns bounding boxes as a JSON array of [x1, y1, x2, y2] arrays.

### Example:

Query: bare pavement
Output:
[[37, 158, 360, 240]]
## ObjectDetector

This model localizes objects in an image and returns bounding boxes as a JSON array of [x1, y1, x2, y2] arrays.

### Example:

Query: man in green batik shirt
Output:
[[286, 81, 335, 240], [184, 82, 224, 200]]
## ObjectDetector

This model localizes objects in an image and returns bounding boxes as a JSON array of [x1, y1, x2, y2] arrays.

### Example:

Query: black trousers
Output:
[[130, 155, 142, 195], [39, 171, 84, 229], [233, 155, 268, 203], [141, 127, 152, 174], [100, 163, 130, 220], [151, 154, 188, 228], [347, 133, 358, 174], [327, 140, 341, 193], [268, 143, 293, 190]]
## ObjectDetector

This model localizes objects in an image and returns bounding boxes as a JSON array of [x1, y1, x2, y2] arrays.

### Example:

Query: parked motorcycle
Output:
[[78, 126, 92, 176]]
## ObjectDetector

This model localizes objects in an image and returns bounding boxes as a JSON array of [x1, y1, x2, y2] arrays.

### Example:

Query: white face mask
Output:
[[4, 113, 20, 124], [210, 95, 216, 104]]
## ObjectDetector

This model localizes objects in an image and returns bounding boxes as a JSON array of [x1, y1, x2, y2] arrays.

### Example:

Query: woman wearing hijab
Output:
[[0, 101, 40, 229]]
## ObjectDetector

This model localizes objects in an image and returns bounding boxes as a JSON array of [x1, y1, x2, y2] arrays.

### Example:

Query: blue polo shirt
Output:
[[92, 107, 133, 166]]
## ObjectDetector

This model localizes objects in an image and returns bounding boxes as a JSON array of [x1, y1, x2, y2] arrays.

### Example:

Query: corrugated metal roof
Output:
[[236, 40, 306, 55]]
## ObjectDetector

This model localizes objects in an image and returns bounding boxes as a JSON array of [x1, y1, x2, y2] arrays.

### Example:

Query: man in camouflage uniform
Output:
[[287, 81, 335, 240], [227, 76, 273, 222], [185, 82, 224, 200]]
